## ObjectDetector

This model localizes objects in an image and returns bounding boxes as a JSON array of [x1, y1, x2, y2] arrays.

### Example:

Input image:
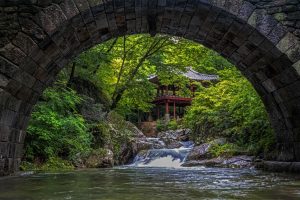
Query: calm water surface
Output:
[[0, 167, 299, 200]]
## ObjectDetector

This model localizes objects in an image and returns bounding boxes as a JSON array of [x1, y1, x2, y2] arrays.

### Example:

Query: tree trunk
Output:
[[67, 62, 76, 87]]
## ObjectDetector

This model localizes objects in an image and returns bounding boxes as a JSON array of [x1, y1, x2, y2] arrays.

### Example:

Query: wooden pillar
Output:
[[165, 100, 170, 122], [173, 101, 176, 119], [165, 101, 169, 114]]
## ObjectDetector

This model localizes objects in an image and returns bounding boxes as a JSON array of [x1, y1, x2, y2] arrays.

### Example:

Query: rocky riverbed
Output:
[[80, 127, 255, 169], [130, 128, 255, 169]]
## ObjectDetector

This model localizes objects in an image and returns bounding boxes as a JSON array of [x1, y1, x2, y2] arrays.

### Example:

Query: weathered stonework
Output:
[[0, 0, 300, 175]]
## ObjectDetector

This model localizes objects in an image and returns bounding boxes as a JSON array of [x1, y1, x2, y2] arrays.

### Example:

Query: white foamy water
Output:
[[131, 137, 194, 168]]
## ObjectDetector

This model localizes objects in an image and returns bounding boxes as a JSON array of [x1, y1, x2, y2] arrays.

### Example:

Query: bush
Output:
[[184, 67, 275, 155], [25, 86, 92, 163], [208, 143, 240, 158], [167, 119, 178, 130], [20, 157, 74, 171], [156, 119, 167, 132]]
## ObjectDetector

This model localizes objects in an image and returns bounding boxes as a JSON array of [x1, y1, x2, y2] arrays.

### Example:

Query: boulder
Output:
[[157, 129, 191, 148], [85, 149, 114, 168], [222, 155, 254, 168], [182, 157, 223, 167], [117, 136, 166, 165], [186, 143, 212, 161], [131, 137, 166, 155], [182, 155, 254, 168]]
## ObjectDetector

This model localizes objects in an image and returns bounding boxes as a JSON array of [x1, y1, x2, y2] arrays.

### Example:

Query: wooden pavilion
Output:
[[148, 67, 219, 121]]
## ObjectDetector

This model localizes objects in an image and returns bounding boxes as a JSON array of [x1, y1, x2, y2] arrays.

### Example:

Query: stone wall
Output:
[[0, 1, 300, 48], [249, 0, 300, 37], [0, 0, 300, 175]]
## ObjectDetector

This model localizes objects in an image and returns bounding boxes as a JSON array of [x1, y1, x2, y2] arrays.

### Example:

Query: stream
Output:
[[0, 139, 300, 199]]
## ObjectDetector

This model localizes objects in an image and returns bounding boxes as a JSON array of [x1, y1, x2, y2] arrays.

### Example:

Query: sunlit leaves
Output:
[[26, 86, 91, 162]]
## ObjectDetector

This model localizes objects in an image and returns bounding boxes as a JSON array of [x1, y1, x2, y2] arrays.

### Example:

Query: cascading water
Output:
[[131, 139, 194, 168]]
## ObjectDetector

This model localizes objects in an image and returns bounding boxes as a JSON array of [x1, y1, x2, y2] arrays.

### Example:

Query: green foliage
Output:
[[167, 119, 178, 130], [156, 119, 181, 132], [208, 143, 241, 158], [20, 157, 74, 172], [23, 34, 277, 169], [25, 85, 92, 162], [184, 66, 275, 155], [156, 119, 167, 132]]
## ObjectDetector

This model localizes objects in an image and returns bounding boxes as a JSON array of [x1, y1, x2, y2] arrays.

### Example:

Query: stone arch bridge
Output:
[[1, 0, 300, 175]]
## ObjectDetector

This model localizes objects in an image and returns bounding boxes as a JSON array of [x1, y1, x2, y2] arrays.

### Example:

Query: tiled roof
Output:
[[148, 67, 219, 82], [183, 67, 219, 81]]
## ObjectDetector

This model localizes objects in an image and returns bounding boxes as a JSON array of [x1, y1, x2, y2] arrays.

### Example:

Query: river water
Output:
[[1, 142, 300, 199], [0, 167, 300, 200]]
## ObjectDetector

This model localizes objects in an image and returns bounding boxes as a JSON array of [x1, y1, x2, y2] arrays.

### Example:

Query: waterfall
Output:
[[131, 139, 194, 168]]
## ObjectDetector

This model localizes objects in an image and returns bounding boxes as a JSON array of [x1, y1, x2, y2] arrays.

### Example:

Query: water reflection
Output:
[[0, 167, 299, 200]]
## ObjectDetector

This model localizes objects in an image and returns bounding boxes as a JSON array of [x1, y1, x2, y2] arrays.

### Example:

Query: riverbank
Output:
[[20, 128, 300, 174]]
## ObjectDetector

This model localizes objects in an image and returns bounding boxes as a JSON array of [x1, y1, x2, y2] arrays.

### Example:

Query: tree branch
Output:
[[110, 37, 170, 109]]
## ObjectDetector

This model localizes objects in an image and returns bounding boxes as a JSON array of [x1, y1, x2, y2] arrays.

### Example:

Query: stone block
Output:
[[267, 23, 287, 44], [272, 67, 299, 88], [0, 56, 19, 78], [282, 98, 300, 117], [5, 79, 22, 96], [292, 60, 300, 75], [232, 24, 254, 46], [262, 79, 277, 93], [0, 43, 26, 66], [277, 80, 300, 102], [237, 1, 255, 21], [244, 49, 264, 66], [19, 57, 39, 76], [0, 74, 9, 88], [272, 55, 293, 73], [33, 67, 48, 83], [248, 30, 265, 46], [29, 48, 51, 69], [285, 41, 300, 63], [0, 126, 10, 142], [236, 41, 257, 58], [221, 42, 238, 57], [294, 129, 300, 142], [276, 32, 298, 53], [5, 95, 21, 112], [12, 32, 38, 56], [224, 0, 244, 16], [39, 4, 67, 35], [14, 71, 36, 88], [18, 101, 33, 116], [60, 0, 80, 19], [32, 80, 45, 93], [16, 85, 33, 103], [42, 41, 63, 62], [229, 52, 242, 64], [248, 9, 277, 37], [0, 143, 9, 159]]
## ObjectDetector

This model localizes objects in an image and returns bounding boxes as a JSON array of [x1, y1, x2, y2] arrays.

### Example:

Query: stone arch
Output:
[[1, 0, 300, 175]]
